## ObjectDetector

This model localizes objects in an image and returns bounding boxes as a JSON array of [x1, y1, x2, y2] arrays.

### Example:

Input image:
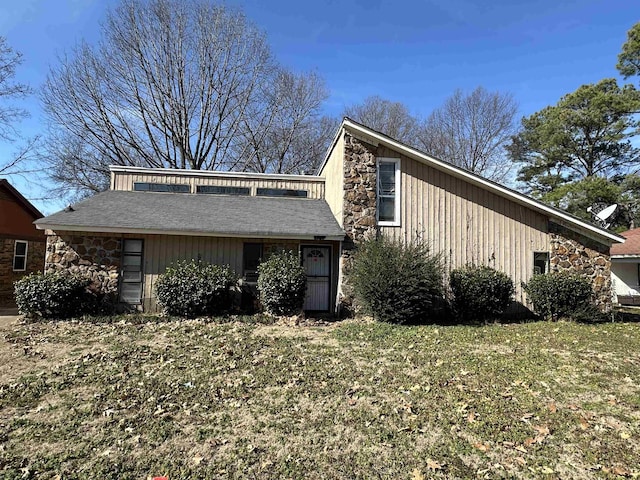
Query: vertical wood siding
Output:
[[112, 172, 325, 198], [319, 132, 345, 226], [140, 235, 245, 312], [378, 149, 549, 303]]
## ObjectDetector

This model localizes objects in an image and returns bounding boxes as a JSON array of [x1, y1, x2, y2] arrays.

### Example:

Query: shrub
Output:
[[449, 265, 514, 322], [154, 260, 236, 318], [14, 271, 92, 319], [349, 237, 444, 324], [257, 250, 307, 316], [522, 272, 593, 321]]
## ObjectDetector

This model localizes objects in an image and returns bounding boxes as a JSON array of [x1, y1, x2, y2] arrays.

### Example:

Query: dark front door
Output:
[[302, 246, 330, 311]]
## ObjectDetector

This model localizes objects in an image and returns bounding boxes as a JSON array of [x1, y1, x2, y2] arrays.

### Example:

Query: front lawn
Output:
[[0, 316, 639, 478]]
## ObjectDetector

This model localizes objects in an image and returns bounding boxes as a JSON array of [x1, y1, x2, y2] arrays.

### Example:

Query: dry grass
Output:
[[0, 315, 639, 479]]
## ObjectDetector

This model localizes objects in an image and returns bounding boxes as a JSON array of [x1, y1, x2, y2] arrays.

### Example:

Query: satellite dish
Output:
[[587, 203, 618, 229]]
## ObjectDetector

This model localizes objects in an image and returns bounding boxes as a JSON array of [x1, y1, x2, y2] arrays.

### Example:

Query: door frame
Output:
[[300, 244, 332, 312]]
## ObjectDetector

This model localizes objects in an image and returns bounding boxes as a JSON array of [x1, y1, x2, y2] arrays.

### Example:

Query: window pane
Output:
[[122, 271, 142, 282], [378, 163, 395, 195], [534, 252, 549, 275], [120, 283, 142, 303], [196, 185, 250, 195], [256, 188, 308, 198], [123, 254, 142, 267], [378, 197, 395, 222], [133, 182, 189, 193], [13, 256, 26, 271], [14, 241, 27, 256], [123, 239, 143, 254], [243, 244, 262, 272]]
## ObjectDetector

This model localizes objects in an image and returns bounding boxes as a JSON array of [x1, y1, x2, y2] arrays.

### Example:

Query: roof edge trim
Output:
[[0, 179, 43, 219], [36, 223, 344, 241], [109, 165, 325, 182]]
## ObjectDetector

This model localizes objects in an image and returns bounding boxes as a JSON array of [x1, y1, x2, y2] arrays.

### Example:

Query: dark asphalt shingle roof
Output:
[[35, 190, 345, 239]]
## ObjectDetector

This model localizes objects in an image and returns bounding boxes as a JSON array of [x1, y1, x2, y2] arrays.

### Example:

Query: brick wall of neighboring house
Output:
[[0, 237, 46, 306], [44, 232, 122, 303], [549, 222, 612, 312], [338, 132, 379, 314]]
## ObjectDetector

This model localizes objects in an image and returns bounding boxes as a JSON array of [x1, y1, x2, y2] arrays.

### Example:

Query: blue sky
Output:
[[0, 0, 638, 213]]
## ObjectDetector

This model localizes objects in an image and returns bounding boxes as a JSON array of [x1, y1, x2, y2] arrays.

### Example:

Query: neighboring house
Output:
[[0, 179, 46, 307], [611, 228, 640, 306], [35, 118, 624, 314]]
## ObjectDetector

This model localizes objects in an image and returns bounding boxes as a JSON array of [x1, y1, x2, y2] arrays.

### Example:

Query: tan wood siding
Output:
[[319, 131, 345, 226], [112, 172, 325, 198], [140, 235, 245, 312], [379, 153, 549, 304]]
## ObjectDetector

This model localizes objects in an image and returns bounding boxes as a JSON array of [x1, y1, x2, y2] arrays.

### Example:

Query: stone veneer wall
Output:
[[549, 222, 612, 311], [0, 238, 46, 306], [45, 233, 122, 301], [339, 133, 379, 313]]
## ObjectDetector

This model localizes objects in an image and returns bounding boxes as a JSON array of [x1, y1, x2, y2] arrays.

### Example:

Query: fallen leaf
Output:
[[520, 412, 534, 422], [515, 457, 527, 466], [467, 411, 477, 423], [547, 402, 557, 413], [523, 437, 536, 447], [533, 425, 550, 436], [411, 468, 425, 480], [540, 466, 555, 474], [620, 431, 631, 440], [473, 442, 490, 452], [427, 458, 443, 471], [192, 455, 204, 465], [579, 417, 589, 430], [612, 466, 630, 476], [515, 445, 528, 454]]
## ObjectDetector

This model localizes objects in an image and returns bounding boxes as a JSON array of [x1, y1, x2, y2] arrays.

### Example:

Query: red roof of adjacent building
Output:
[[611, 227, 640, 256]]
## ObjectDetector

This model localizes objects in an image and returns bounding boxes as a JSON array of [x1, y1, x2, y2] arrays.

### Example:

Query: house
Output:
[[0, 179, 46, 307], [34, 118, 624, 314], [611, 228, 640, 306]]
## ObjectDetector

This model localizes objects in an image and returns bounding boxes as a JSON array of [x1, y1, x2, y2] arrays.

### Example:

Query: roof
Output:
[[35, 190, 345, 241], [611, 228, 640, 257], [0, 179, 43, 219], [319, 118, 625, 246]]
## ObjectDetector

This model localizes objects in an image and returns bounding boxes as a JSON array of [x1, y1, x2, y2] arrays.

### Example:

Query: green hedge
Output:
[[449, 265, 514, 322], [349, 237, 444, 324], [522, 272, 593, 321], [155, 260, 236, 318], [257, 250, 307, 316], [14, 272, 93, 319]]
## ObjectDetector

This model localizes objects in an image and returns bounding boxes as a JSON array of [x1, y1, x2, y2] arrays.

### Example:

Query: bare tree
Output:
[[0, 37, 31, 141], [418, 87, 519, 182], [43, 0, 329, 196], [0, 36, 39, 179], [235, 69, 336, 174], [343, 95, 420, 144]]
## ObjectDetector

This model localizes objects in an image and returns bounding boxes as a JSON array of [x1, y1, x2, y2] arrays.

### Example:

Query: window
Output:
[[133, 182, 190, 193], [377, 158, 400, 225], [120, 239, 143, 304], [256, 188, 308, 198], [13, 240, 27, 271], [534, 252, 549, 275], [243, 243, 263, 283], [196, 185, 250, 195]]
